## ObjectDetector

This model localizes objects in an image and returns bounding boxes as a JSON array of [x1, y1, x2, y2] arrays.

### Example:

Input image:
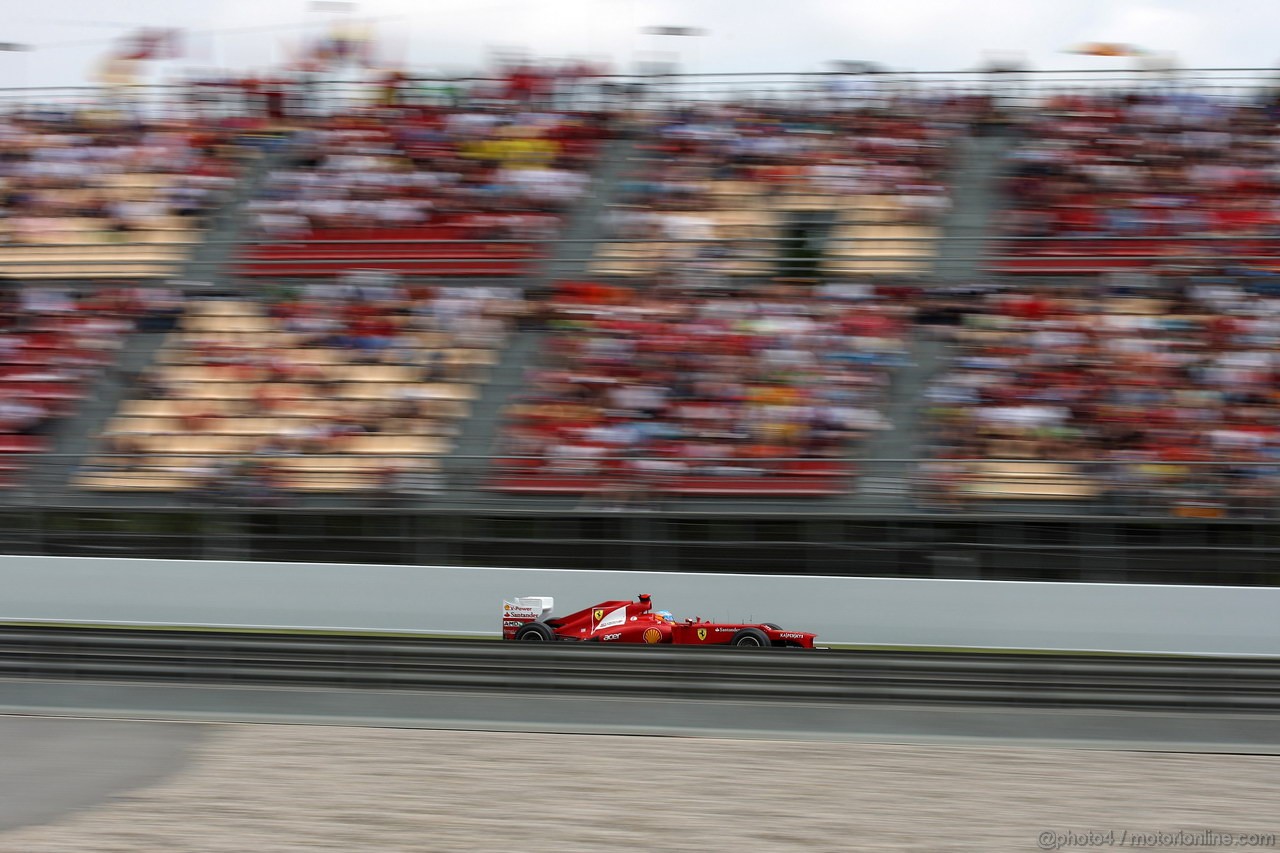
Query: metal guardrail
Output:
[[20, 454, 1280, 520], [3, 68, 1279, 114], [0, 626, 1276, 711]]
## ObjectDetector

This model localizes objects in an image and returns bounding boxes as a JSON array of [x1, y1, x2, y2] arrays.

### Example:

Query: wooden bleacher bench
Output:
[[180, 315, 275, 334], [187, 301, 264, 317], [164, 331, 337, 349], [961, 479, 1099, 500], [340, 434, 449, 455], [324, 365, 425, 383], [339, 381, 478, 401], [93, 173, 176, 190], [142, 434, 258, 455], [962, 461, 1098, 500], [774, 193, 840, 212], [74, 472, 200, 492], [589, 242, 666, 277], [272, 455, 439, 473], [822, 224, 937, 275], [88, 291, 506, 491]]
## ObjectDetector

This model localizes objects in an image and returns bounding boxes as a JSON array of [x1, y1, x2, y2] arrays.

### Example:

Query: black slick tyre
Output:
[[515, 622, 556, 641], [730, 627, 771, 648]]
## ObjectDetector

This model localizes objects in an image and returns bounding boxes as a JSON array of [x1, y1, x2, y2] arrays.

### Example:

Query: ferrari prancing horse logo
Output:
[[697, 628, 707, 641], [593, 609, 604, 622]]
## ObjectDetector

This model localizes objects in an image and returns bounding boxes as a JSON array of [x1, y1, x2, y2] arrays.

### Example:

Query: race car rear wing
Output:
[[503, 597, 554, 622], [502, 596, 554, 640]]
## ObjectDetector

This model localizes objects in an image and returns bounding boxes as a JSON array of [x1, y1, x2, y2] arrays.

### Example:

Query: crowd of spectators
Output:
[[10, 78, 1280, 519], [920, 273, 1280, 516], [247, 107, 603, 240], [592, 99, 964, 281], [89, 277, 527, 501], [619, 100, 960, 221], [0, 112, 240, 244], [496, 280, 906, 496], [0, 282, 153, 486], [1001, 92, 1280, 269]]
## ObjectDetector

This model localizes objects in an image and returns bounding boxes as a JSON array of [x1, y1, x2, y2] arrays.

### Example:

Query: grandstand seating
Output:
[[993, 93, 1280, 274], [0, 115, 241, 278], [593, 107, 954, 279], [0, 285, 135, 484], [237, 108, 604, 277], [75, 285, 525, 494], [9, 80, 1277, 513], [922, 284, 1280, 505], [489, 281, 905, 497]]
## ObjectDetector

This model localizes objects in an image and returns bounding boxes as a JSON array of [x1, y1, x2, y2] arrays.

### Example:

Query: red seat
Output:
[[487, 472, 851, 497], [238, 228, 544, 277], [489, 476, 606, 494], [3, 381, 83, 401], [0, 435, 48, 453], [661, 476, 847, 496]]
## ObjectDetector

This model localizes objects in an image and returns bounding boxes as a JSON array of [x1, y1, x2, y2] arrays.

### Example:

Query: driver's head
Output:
[[655, 610, 674, 623]]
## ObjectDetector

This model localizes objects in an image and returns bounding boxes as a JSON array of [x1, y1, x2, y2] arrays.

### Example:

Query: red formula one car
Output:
[[501, 593, 817, 648]]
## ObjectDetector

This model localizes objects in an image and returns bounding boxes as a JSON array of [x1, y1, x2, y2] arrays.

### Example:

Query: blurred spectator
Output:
[[922, 273, 1280, 516], [499, 281, 905, 484]]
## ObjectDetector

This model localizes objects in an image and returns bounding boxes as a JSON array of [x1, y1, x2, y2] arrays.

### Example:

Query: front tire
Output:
[[730, 627, 771, 648], [515, 622, 556, 641]]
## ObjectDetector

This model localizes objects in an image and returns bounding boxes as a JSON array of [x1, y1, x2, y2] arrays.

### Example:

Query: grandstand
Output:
[[0, 70, 1278, 583], [236, 107, 606, 277], [0, 112, 244, 278]]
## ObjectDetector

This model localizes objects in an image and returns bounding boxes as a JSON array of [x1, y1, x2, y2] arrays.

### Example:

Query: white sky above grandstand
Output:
[[1, 0, 1277, 88]]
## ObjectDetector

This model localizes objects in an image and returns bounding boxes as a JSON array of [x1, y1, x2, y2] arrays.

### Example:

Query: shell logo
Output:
[[642, 627, 662, 644], [696, 628, 707, 641], [503, 604, 510, 611]]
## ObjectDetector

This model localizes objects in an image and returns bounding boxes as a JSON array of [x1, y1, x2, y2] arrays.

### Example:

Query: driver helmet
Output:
[[654, 610, 674, 623]]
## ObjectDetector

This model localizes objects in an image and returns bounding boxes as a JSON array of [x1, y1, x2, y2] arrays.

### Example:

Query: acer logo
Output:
[[601, 633, 622, 641]]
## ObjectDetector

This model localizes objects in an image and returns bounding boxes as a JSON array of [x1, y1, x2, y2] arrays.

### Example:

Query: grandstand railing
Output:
[[10, 234, 1280, 276], [10, 454, 1280, 519], [2, 67, 1279, 117]]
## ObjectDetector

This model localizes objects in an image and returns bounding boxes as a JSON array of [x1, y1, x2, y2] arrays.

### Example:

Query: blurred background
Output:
[[0, 2, 1279, 850], [0, 17, 1278, 580]]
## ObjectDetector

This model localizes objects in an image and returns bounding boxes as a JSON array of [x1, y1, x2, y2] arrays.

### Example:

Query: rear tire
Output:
[[515, 622, 556, 641], [730, 627, 771, 648]]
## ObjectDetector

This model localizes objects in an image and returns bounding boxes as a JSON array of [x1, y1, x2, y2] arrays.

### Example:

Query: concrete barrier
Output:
[[0, 555, 1276, 655]]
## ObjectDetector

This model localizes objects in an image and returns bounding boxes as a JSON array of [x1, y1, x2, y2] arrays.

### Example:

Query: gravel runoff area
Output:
[[1, 724, 1277, 853]]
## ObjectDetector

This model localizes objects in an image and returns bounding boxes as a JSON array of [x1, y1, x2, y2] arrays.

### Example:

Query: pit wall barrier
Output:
[[0, 556, 1276, 655]]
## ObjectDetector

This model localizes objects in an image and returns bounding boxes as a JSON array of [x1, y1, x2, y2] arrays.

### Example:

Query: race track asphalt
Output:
[[0, 716, 205, 832], [2, 678, 1279, 754], [3, 677, 1278, 837]]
